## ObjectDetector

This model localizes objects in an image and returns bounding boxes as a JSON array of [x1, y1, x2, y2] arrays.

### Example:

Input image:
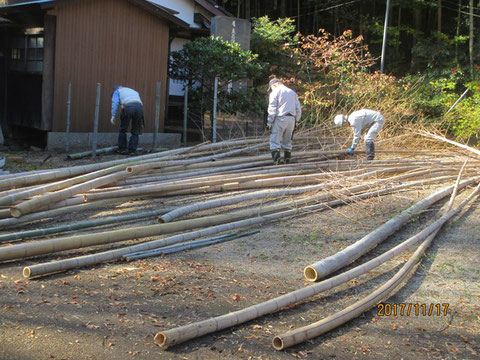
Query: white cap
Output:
[[268, 78, 280, 92], [334, 114, 346, 127]]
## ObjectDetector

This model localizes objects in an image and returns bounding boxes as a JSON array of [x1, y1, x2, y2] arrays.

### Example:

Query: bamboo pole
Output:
[[303, 175, 480, 281], [0, 198, 127, 230], [159, 167, 442, 223], [91, 167, 455, 202], [420, 130, 480, 158], [273, 179, 479, 350], [154, 178, 479, 349], [21, 176, 458, 278], [0, 142, 210, 191], [65, 82, 72, 153], [66, 146, 134, 160], [126, 143, 267, 175], [152, 81, 161, 151], [123, 230, 258, 261], [0, 207, 174, 243], [22, 183, 412, 278], [85, 165, 425, 203], [119, 160, 285, 186], [10, 170, 131, 217], [84, 168, 365, 202], [92, 83, 101, 158], [0, 163, 132, 207]]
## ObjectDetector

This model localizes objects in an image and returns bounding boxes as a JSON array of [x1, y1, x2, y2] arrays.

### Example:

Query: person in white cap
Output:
[[267, 78, 302, 164], [334, 109, 385, 160]]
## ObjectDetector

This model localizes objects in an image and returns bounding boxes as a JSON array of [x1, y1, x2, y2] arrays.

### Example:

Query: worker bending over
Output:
[[267, 78, 302, 165], [110, 86, 144, 155], [334, 109, 385, 160]]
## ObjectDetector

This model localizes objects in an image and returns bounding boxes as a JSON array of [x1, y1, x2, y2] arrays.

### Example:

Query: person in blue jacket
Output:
[[110, 86, 144, 154]]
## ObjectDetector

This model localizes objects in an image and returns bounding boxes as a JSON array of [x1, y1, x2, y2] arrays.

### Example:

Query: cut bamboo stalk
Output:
[[0, 209, 11, 219], [84, 168, 365, 202], [21, 176, 455, 278], [123, 230, 259, 261], [420, 130, 480, 157], [84, 166, 422, 203], [126, 143, 267, 175], [22, 183, 412, 278], [159, 167, 443, 223], [0, 207, 174, 243], [0, 164, 131, 207], [273, 179, 479, 351], [115, 166, 328, 192], [0, 198, 127, 230], [119, 160, 272, 186], [303, 176, 480, 281], [10, 170, 131, 218], [0, 142, 210, 191], [66, 146, 149, 160], [106, 169, 455, 202], [155, 178, 479, 349]]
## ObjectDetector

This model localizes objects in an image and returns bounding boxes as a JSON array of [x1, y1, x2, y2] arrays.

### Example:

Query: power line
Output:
[[289, 0, 363, 19]]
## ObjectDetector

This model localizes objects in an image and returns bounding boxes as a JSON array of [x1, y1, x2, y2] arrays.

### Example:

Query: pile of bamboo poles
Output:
[[1, 130, 479, 351]]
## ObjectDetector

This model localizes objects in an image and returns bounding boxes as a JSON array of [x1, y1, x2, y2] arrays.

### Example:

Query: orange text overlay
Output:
[[376, 303, 450, 317]]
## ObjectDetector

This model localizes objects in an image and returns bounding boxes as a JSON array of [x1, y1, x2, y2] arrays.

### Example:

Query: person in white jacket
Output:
[[111, 86, 144, 154], [267, 78, 302, 164], [334, 109, 385, 160]]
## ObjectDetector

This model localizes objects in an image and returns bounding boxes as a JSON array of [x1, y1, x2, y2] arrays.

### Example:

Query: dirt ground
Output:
[[0, 150, 479, 360]]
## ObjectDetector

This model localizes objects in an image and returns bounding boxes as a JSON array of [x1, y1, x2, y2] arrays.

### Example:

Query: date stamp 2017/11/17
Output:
[[377, 303, 450, 317]]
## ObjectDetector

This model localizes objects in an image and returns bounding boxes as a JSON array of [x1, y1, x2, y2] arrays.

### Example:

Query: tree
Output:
[[169, 36, 263, 125], [250, 16, 298, 80]]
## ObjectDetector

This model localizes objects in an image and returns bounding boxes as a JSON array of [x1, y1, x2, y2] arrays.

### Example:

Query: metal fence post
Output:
[[212, 76, 218, 143], [92, 83, 101, 158], [65, 82, 72, 153], [183, 85, 188, 147], [152, 81, 161, 151]]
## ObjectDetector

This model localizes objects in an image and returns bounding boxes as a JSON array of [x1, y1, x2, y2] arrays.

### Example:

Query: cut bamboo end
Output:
[[22, 267, 31, 278], [304, 266, 318, 281], [83, 195, 88, 202], [153, 333, 167, 347], [126, 166, 134, 173], [10, 207, 21, 218], [272, 336, 285, 351]]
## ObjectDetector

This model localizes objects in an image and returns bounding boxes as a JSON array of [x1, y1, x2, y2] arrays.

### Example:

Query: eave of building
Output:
[[0, 0, 189, 30], [194, 0, 230, 17]]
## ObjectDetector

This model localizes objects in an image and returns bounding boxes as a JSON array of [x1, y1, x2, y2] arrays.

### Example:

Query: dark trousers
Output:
[[118, 103, 143, 151]]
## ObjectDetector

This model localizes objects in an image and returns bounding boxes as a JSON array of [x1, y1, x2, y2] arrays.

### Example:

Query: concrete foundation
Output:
[[47, 132, 181, 150]]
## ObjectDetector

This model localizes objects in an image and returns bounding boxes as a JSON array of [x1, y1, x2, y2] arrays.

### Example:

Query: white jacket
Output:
[[347, 109, 384, 148], [267, 84, 301, 124]]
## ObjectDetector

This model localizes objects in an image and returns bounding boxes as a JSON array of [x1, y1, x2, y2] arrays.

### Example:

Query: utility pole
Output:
[[469, 0, 474, 77], [380, 0, 391, 74]]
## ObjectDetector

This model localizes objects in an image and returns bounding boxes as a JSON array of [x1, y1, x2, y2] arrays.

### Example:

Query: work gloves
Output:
[[266, 122, 272, 131], [347, 147, 355, 155], [110, 116, 115, 125]]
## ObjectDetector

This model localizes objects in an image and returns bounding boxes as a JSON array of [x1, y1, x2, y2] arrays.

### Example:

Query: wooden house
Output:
[[0, 0, 189, 148]]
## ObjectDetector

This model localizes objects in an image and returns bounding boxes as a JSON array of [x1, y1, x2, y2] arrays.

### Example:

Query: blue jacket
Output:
[[111, 87, 143, 117]]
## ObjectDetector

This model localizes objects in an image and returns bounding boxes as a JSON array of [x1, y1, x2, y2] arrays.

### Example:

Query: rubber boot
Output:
[[366, 141, 375, 160], [271, 150, 281, 165], [284, 150, 292, 164]]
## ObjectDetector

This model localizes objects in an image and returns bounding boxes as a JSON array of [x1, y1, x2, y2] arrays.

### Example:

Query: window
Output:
[[10, 27, 44, 73]]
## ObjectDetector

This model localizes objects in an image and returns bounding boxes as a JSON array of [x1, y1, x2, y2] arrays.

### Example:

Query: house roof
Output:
[[194, 0, 231, 17], [0, 0, 189, 29]]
